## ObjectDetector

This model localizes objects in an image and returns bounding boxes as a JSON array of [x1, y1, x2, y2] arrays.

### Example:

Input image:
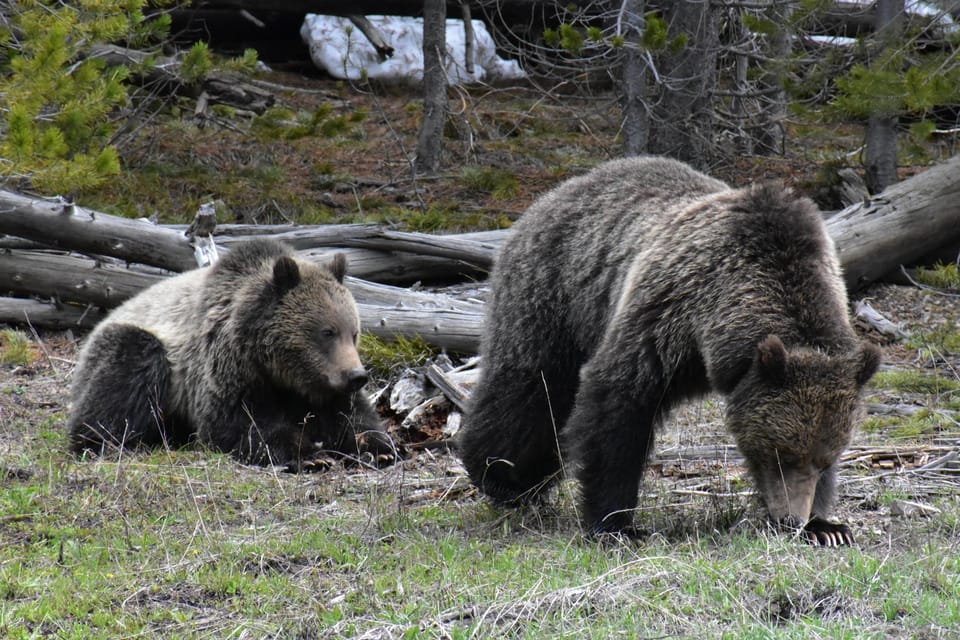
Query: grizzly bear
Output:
[[459, 156, 880, 546], [68, 239, 394, 468]]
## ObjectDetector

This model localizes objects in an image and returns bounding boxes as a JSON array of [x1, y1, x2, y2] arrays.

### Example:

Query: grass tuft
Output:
[[0, 329, 36, 367], [914, 261, 960, 290], [869, 369, 960, 394], [359, 333, 436, 381], [461, 166, 520, 201]]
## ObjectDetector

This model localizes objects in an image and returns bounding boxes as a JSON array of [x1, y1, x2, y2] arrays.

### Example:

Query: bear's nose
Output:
[[345, 367, 369, 392]]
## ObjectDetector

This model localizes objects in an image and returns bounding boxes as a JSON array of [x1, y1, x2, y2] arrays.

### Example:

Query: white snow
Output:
[[300, 14, 525, 85]]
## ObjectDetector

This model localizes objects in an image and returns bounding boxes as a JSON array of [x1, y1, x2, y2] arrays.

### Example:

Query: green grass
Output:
[[3, 410, 960, 639], [461, 166, 520, 201], [914, 262, 960, 290], [869, 369, 960, 394], [359, 333, 436, 382], [0, 329, 35, 367]]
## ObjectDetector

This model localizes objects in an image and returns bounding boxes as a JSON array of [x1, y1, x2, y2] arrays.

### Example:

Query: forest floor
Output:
[[1, 71, 960, 637]]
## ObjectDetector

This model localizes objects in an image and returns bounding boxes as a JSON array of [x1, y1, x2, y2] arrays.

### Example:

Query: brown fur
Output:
[[458, 156, 879, 544], [68, 239, 393, 467]]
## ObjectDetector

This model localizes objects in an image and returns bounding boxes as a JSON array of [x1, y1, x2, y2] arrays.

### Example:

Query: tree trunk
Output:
[[754, 1, 792, 155], [618, 0, 648, 156], [863, 0, 904, 193], [414, 0, 448, 175], [646, 0, 719, 169]]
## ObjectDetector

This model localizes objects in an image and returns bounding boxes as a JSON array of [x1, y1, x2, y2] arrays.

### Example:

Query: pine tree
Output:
[[0, 0, 165, 193]]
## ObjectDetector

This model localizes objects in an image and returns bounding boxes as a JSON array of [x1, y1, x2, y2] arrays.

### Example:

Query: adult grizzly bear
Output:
[[68, 239, 393, 468], [459, 157, 880, 546]]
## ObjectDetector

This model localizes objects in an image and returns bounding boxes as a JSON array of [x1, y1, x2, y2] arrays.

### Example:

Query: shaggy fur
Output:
[[459, 156, 880, 545], [68, 239, 392, 467]]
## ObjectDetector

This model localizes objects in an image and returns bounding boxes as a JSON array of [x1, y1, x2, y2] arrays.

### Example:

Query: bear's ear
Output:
[[854, 341, 882, 387], [272, 255, 301, 293], [329, 253, 347, 284], [755, 335, 788, 385]]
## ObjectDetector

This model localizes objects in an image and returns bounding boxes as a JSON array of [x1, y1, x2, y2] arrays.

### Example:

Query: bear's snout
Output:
[[345, 367, 369, 392]]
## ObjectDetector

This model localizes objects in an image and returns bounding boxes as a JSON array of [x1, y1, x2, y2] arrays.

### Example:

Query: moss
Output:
[[359, 334, 435, 381]]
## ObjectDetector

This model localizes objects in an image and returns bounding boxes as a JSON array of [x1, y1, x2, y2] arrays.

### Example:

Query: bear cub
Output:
[[68, 238, 394, 468], [459, 156, 880, 546]]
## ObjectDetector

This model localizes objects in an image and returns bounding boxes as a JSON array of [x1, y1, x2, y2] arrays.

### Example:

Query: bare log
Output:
[[359, 304, 481, 353], [218, 224, 498, 268], [827, 154, 960, 292], [0, 251, 163, 307], [0, 249, 486, 352], [0, 190, 197, 272], [0, 297, 106, 331], [300, 248, 488, 284]]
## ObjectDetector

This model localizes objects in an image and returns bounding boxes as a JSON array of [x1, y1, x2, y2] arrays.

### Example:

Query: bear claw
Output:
[[802, 518, 855, 547]]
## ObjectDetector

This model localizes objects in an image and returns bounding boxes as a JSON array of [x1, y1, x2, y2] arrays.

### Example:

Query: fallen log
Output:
[[0, 250, 487, 351], [826, 153, 960, 292], [0, 251, 163, 308], [0, 190, 197, 272], [0, 191, 501, 282], [0, 297, 105, 332]]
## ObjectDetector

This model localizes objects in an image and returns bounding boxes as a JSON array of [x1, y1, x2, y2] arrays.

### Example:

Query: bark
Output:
[[865, 115, 900, 193], [414, 0, 448, 175], [827, 153, 960, 291], [618, 0, 648, 156], [646, 0, 719, 168], [0, 251, 164, 308], [754, 1, 792, 155], [0, 190, 197, 272], [863, 0, 904, 194], [0, 298, 106, 332]]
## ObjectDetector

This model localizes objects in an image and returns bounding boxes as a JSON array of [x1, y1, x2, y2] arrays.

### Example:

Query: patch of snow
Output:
[[300, 15, 525, 85]]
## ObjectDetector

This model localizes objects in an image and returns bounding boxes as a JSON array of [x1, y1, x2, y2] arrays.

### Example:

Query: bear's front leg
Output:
[[804, 465, 854, 546], [565, 357, 663, 535], [336, 391, 399, 466]]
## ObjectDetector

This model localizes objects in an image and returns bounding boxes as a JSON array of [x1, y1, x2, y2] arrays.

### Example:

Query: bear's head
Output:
[[725, 335, 881, 528], [259, 253, 369, 404]]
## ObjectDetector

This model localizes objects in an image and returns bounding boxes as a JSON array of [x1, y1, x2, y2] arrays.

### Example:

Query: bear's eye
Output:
[[320, 328, 336, 338], [352, 331, 359, 344]]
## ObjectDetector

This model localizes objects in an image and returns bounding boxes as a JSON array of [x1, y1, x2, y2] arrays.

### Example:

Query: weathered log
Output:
[[0, 190, 197, 272], [300, 248, 488, 284], [0, 297, 106, 331], [359, 304, 481, 353], [0, 249, 486, 351], [826, 153, 960, 292], [0, 190, 502, 281], [213, 224, 498, 268], [0, 251, 164, 308]]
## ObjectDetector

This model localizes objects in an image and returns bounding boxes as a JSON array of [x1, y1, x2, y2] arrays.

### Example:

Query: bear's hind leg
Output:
[[68, 325, 176, 455], [459, 365, 577, 505]]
